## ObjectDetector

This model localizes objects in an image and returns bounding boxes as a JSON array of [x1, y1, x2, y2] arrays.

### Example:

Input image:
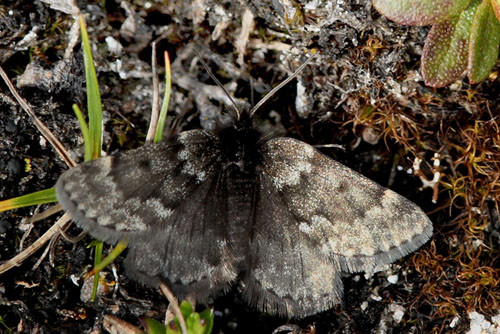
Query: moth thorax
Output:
[[218, 123, 262, 173]]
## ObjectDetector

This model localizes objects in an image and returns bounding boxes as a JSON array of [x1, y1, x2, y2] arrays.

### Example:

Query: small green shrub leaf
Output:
[[141, 302, 213, 334], [422, 0, 480, 87], [179, 300, 194, 319], [165, 321, 180, 334], [143, 318, 168, 334], [467, 0, 500, 83], [373, 0, 472, 26], [186, 313, 202, 333], [198, 308, 214, 334]]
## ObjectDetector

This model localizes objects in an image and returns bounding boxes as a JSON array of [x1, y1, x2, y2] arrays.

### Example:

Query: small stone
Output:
[[7, 158, 22, 176], [387, 274, 398, 284]]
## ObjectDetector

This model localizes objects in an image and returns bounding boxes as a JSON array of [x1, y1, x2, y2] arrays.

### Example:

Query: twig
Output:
[[0, 66, 76, 168]]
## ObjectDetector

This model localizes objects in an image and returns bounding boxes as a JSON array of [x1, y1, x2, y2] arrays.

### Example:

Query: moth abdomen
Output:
[[224, 166, 259, 253]]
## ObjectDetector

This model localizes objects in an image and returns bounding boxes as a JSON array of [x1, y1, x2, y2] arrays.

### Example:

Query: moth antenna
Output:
[[250, 76, 255, 108], [250, 51, 317, 117], [193, 49, 242, 120]]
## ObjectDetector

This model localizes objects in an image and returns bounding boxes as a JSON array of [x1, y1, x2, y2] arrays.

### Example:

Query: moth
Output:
[[55, 54, 433, 318]]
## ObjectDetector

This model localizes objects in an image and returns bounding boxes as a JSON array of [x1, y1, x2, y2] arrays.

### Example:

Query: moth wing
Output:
[[241, 171, 344, 317], [56, 130, 238, 298], [242, 137, 433, 317], [260, 137, 433, 272], [123, 166, 238, 299]]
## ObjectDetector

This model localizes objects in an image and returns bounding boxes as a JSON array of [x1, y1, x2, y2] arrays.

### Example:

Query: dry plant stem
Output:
[[58, 227, 86, 243], [146, 41, 160, 143], [20, 206, 40, 250], [0, 213, 71, 274], [47, 219, 77, 267], [29, 204, 62, 224], [248, 39, 291, 52], [32, 228, 58, 270], [166, 293, 197, 324], [47, 232, 61, 267], [159, 282, 188, 334], [235, 7, 254, 66], [103, 314, 143, 334], [0, 66, 76, 168]]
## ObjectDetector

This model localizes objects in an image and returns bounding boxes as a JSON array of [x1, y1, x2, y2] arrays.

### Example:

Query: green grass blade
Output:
[[85, 239, 128, 280], [90, 240, 103, 302], [72, 104, 92, 162], [79, 15, 102, 160], [0, 188, 57, 212], [154, 51, 172, 143], [88, 240, 128, 301], [80, 15, 105, 299]]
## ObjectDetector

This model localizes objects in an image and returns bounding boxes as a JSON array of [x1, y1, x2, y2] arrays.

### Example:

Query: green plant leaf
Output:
[[79, 15, 102, 161], [179, 300, 194, 319], [186, 312, 203, 334], [165, 321, 180, 334], [0, 188, 57, 212], [422, 0, 480, 87], [140, 304, 214, 334], [373, 0, 472, 26], [198, 308, 214, 334], [467, 0, 500, 83], [143, 318, 168, 334]]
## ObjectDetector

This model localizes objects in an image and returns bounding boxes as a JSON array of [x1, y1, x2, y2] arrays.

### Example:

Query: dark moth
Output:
[[55, 59, 433, 318]]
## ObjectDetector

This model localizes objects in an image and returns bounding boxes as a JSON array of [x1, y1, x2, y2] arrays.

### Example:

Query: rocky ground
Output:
[[0, 0, 499, 333]]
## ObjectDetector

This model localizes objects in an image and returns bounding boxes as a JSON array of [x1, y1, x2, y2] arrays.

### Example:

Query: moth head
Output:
[[194, 50, 317, 171]]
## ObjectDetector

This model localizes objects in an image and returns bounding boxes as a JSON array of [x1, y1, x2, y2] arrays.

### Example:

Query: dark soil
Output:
[[0, 1, 498, 333]]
